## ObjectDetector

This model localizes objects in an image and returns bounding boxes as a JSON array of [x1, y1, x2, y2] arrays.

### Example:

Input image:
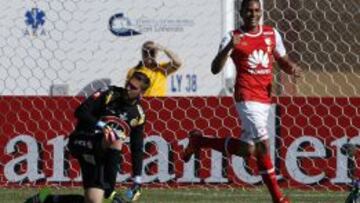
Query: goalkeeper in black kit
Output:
[[24, 71, 150, 203]]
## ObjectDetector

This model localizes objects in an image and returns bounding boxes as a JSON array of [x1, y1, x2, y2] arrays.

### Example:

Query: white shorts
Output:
[[236, 101, 271, 145]]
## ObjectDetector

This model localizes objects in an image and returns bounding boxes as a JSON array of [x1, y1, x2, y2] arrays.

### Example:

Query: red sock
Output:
[[256, 153, 284, 202]]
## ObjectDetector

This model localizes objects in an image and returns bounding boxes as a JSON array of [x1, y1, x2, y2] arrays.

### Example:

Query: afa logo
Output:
[[108, 13, 141, 37], [24, 8, 47, 36]]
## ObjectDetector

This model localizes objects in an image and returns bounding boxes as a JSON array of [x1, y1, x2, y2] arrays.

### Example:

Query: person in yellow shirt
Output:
[[126, 41, 182, 96]]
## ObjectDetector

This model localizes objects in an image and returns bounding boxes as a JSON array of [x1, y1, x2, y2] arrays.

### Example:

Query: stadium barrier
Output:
[[1, 96, 359, 190]]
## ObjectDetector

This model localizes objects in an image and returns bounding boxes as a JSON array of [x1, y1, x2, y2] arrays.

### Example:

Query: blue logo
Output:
[[24, 8, 46, 36], [108, 13, 141, 37]]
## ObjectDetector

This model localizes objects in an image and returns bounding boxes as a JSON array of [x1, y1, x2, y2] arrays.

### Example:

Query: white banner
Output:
[[1, 0, 234, 96]]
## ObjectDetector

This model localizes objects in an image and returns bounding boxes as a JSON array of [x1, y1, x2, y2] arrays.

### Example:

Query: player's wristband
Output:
[[96, 121, 107, 129]]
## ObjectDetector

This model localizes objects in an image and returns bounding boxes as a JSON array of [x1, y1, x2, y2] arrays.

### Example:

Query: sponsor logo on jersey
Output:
[[101, 116, 131, 138], [265, 38, 272, 46], [247, 49, 271, 75], [24, 8, 47, 36], [265, 38, 273, 53], [119, 112, 128, 121]]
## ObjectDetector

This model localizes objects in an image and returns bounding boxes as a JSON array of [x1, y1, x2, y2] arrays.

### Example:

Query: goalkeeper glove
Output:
[[96, 121, 126, 142], [124, 183, 141, 202], [97, 121, 116, 142]]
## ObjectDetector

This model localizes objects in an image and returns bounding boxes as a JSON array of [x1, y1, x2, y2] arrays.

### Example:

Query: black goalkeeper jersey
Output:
[[73, 85, 145, 177]]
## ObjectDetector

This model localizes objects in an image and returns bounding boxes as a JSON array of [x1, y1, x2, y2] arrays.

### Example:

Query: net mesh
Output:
[[265, 0, 360, 96], [0, 0, 359, 194]]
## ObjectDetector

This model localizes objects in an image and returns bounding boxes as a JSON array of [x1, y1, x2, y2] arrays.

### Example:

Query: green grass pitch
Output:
[[1, 186, 348, 203]]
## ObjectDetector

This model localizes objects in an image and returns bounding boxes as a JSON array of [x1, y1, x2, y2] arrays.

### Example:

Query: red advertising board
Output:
[[276, 97, 360, 190], [0, 96, 359, 190]]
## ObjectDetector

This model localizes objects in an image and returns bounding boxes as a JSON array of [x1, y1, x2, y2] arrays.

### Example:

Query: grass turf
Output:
[[1, 186, 348, 203]]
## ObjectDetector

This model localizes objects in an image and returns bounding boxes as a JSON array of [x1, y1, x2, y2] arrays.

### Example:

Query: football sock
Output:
[[256, 153, 284, 202], [104, 148, 122, 198]]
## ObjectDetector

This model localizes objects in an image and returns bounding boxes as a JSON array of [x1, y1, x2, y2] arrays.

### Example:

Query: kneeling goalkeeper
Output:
[[24, 71, 150, 203]]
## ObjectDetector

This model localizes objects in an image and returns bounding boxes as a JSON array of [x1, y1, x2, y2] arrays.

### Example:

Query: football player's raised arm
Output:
[[211, 32, 236, 75], [157, 44, 182, 75]]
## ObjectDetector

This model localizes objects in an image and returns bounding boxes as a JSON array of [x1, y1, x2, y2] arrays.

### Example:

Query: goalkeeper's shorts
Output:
[[68, 131, 105, 161], [68, 131, 109, 189], [78, 155, 109, 189]]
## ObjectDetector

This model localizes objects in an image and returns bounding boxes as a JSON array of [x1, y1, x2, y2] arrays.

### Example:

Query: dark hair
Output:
[[142, 41, 155, 49], [131, 71, 151, 91], [240, 0, 261, 12], [142, 41, 157, 58]]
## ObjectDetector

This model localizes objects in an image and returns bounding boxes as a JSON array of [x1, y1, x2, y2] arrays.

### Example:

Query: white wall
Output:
[[0, 0, 235, 96]]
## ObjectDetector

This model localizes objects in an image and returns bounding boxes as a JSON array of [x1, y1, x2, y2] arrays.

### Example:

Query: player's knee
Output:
[[85, 195, 103, 203], [85, 188, 104, 203]]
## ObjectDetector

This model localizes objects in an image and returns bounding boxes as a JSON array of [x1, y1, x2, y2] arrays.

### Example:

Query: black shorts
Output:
[[68, 131, 111, 189], [78, 154, 110, 189], [68, 131, 104, 159]]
